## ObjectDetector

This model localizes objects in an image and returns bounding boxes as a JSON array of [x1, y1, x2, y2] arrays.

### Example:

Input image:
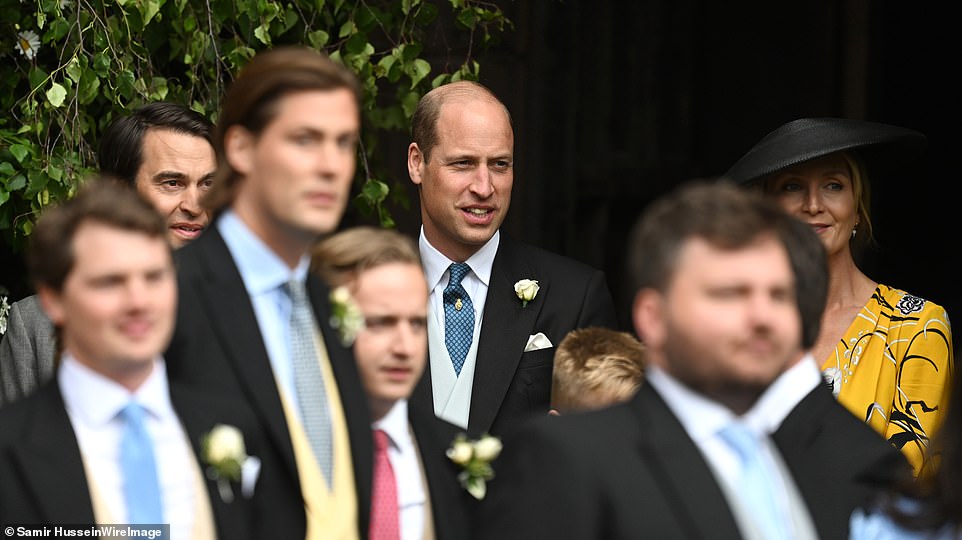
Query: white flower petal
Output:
[[473, 435, 502, 461], [16, 30, 41, 60]]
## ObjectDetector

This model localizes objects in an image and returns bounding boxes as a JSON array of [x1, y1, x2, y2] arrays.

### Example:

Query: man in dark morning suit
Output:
[[406, 80, 618, 438], [313, 226, 474, 540], [163, 47, 373, 540], [0, 180, 265, 538], [0, 102, 216, 407], [478, 181, 909, 540]]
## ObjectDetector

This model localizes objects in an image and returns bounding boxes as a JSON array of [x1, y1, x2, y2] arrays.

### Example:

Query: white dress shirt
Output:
[[374, 399, 427, 540], [59, 356, 196, 540], [218, 209, 313, 419], [419, 227, 499, 427]]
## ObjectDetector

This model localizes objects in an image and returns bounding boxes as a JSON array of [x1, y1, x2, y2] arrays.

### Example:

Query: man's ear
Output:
[[36, 285, 65, 327], [224, 125, 255, 175], [632, 289, 666, 349], [547, 409, 561, 416], [407, 142, 425, 186]]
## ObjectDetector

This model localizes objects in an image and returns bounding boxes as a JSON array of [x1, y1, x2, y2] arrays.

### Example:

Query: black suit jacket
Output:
[[0, 379, 263, 539], [164, 225, 373, 540], [478, 382, 909, 540], [408, 404, 476, 540], [412, 234, 618, 438], [773, 384, 912, 540]]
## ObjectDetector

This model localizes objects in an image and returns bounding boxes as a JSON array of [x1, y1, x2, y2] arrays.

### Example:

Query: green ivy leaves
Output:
[[0, 0, 510, 248]]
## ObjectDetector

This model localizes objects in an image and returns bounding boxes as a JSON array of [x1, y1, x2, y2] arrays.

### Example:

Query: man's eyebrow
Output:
[[151, 170, 187, 181], [443, 153, 477, 161]]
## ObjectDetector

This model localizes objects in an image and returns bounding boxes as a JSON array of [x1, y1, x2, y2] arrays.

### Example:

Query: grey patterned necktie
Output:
[[284, 278, 334, 486]]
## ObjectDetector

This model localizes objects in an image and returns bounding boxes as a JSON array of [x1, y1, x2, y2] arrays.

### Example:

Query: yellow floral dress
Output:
[[821, 284, 954, 475]]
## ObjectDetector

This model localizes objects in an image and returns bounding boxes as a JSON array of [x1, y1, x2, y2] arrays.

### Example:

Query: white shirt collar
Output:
[[218, 209, 310, 295], [646, 365, 737, 445], [419, 227, 499, 290], [373, 399, 413, 451], [747, 353, 822, 433], [646, 353, 821, 440], [58, 354, 175, 427]]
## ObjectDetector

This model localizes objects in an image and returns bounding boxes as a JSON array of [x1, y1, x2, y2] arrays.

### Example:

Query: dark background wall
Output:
[[386, 0, 959, 340], [3, 1, 957, 352]]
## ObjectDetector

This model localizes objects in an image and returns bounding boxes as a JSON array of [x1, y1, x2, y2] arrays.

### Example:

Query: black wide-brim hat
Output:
[[725, 117, 927, 186]]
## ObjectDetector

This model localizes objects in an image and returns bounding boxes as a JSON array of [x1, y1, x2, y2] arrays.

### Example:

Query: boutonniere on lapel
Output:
[[513, 279, 540, 308], [0, 290, 10, 336], [446, 433, 503, 500], [201, 424, 249, 503], [329, 286, 364, 346]]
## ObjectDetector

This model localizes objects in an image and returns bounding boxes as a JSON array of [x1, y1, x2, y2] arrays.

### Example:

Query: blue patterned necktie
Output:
[[119, 402, 164, 524], [719, 422, 790, 540], [443, 262, 475, 376], [285, 278, 334, 486]]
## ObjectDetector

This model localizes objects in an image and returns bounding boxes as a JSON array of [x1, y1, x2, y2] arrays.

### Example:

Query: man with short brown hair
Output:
[[0, 179, 262, 538]]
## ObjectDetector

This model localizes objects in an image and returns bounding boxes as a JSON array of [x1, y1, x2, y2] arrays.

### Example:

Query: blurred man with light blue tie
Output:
[[479, 181, 909, 540], [0, 179, 262, 539]]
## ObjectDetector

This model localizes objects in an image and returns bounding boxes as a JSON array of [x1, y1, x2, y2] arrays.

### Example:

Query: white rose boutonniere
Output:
[[513, 279, 539, 308], [329, 286, 364, 346], [0, 292, 10, 336], [446, 433, 503, 500], [202, 424, 248, 503]]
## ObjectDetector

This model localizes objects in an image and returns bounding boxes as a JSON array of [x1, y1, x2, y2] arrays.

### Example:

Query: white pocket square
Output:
[[524, 332, 553, 352], [241, 456, 261, 498]]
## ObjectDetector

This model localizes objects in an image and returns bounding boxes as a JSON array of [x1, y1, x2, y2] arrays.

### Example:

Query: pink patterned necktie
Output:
[[369, 429, 400, 540]]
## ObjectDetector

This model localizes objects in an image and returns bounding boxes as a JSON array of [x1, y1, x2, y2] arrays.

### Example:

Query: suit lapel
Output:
[[630, 385, 743, 539], [772, 386, 826, 457], [773, 385, 855, 540], [307, 275, 373, 527], [409, 406, 466, 540], [13, 384, 96, 522], [191, 229, 299, 482], [170, 384, 248, 540], [468, 237, 544, 434]]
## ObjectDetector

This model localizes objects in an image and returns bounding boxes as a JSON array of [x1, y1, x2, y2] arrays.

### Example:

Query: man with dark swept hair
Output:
[[0, 178, 266, 537], [99, 101, 215, 248], [165, 46, 373, 540], [0, 101, 215, 407]]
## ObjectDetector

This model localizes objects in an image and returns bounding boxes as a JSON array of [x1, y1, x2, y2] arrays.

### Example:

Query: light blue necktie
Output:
[[719, 422, 790, 540], [443, 262, 475, 376], [119, 402, 164, 524], [285, 278, 334, 486]]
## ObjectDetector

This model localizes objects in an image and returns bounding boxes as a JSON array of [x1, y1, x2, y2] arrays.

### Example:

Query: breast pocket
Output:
[[517, 347, 554, 410]]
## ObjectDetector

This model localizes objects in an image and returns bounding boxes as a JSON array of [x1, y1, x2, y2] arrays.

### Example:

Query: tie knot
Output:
[[284, 278, 309, 304], [373, 429, 391, 452], [719, 422, 760, 463], [448, 262, 471, 286], [121, 402, 146, 426]]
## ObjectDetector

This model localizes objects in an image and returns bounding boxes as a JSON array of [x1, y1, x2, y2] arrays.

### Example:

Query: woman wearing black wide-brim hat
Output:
[[726, 118, 954, 477]]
